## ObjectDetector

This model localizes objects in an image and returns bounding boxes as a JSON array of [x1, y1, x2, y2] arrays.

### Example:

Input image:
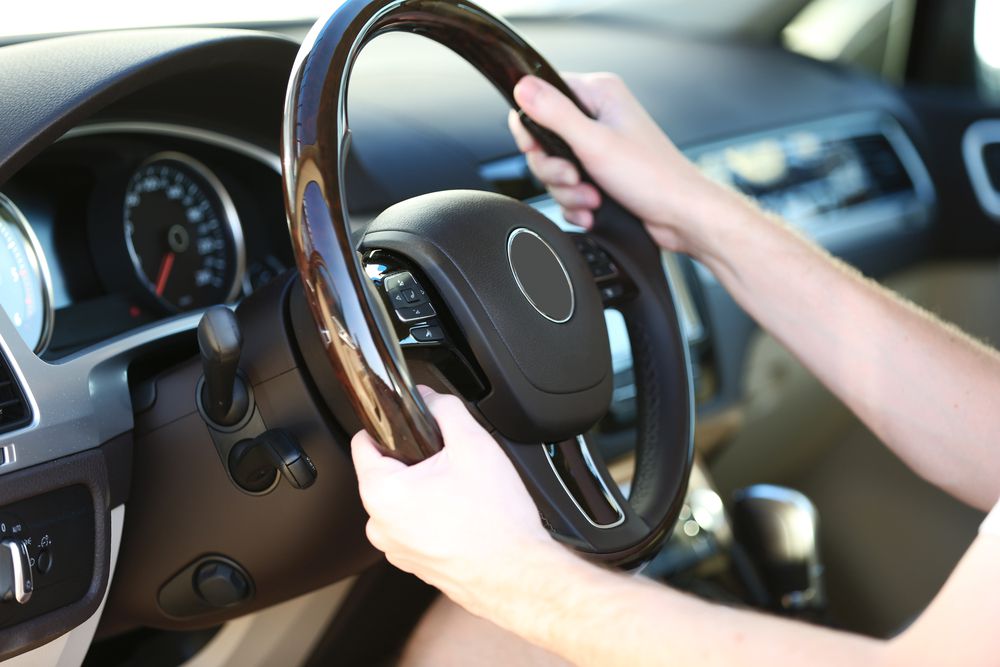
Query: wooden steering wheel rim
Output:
[[281, 0, 588, 462]]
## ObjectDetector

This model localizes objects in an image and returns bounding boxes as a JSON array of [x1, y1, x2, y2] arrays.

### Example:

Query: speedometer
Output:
[[123, 153, 246, 312], [0, 193, 53, 353]]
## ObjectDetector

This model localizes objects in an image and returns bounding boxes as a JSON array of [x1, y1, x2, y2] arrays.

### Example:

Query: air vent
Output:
[[688, 113, 930, 230], [962, 119, 1000, 220], [849, 134, 913, 196], [984, 144, 1000, 192], [0, 353, 30, 434]]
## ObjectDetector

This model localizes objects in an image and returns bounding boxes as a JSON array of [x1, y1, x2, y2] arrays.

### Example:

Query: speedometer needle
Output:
[[154, 252, 176, 297]]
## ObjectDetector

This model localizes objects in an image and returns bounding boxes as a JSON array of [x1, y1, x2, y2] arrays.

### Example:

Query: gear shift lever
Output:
[[198, 306, 250, 427], [731, 485, 825, 612]]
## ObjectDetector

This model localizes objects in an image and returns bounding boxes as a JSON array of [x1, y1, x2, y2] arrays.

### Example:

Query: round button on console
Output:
[[36, 550, 52, 575], [194, 560, 250, 608]]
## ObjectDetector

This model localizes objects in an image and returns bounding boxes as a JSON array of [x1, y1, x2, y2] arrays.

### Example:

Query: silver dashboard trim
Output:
[[0, 310, 203, 476], [60, 122, 282, 175], [962, 119, 1000, 220]]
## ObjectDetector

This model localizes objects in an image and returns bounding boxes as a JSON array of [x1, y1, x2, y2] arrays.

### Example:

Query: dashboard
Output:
[[0, 12, 998, 662]]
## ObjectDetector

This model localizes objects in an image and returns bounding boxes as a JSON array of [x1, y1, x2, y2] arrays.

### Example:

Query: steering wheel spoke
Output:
[[570, 233, 637, 306], [496, 433, 652, 556]]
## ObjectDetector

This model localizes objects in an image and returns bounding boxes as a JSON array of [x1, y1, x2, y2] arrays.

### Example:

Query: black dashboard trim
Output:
[[0, 436, 128, 661], [0, 28, 298, 187]]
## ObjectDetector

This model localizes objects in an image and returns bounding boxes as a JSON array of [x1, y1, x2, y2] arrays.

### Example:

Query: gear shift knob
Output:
[[198, 306, 249, 427], [731, 485, 825, 611]]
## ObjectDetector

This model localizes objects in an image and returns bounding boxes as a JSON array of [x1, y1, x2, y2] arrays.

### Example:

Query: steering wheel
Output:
[[282, 0, 693, 567]]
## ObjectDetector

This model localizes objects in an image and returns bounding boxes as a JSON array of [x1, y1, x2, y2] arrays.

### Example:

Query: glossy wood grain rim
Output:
[[281, 0, 579, 462]]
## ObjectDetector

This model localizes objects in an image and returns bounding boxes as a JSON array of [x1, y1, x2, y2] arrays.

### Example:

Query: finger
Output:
[[513, 76, 608, 157], [525, 152, 580, 187], [416, 386, 492, 446], [507, 109, 540, 153], [548, 183, 601, 210], [351, 430, 406, 483], [563, 208, 594, 229], [563, 73, 607, 118]]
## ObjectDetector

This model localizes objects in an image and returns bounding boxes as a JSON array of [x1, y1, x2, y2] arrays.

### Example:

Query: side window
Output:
[[976, 0, 1000, 100], [781, 0, 916, 83]]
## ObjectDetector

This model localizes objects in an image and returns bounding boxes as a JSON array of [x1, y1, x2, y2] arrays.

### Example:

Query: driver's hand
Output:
[[351, 386, 559, 615], [509, 73, 744, 260]]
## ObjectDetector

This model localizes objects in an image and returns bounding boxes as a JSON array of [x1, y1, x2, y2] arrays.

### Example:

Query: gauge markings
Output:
[[123, 153, 245, 312]]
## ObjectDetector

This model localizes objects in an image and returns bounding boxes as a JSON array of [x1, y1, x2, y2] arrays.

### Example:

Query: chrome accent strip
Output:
[[506, 228, 575, 324], [661, 252, 704, 343], [543, 435, 626, 529], [0, 193, 56, 354], [1, 538, 34, 604], [60, 122, 282, 174], [123, 151, 248, 308], [962, 119, 1000, 220], [0, 310, 203, 476]]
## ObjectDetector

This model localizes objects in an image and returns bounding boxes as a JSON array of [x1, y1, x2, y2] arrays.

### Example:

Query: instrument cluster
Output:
[[0, 127, 292, 357]]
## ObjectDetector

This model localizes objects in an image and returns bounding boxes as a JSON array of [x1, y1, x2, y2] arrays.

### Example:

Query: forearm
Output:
[[693, 194, 1000, 510], [483, 544, 883, 667]]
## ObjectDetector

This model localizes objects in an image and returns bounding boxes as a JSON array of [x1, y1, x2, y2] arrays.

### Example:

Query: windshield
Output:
[[3, 0, 804, 40], [2, 1, 603, 38]]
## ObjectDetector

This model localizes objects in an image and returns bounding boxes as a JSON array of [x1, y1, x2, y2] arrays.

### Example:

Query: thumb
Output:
[[513, 76, 605, 156], [351, 429, 406, 484]]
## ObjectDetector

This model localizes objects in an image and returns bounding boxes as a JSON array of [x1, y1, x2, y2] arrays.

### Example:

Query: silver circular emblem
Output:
[[506, 228, 575, 324]]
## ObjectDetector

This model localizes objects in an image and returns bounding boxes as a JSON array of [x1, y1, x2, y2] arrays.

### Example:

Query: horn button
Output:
[[362, 190, 612, 443]]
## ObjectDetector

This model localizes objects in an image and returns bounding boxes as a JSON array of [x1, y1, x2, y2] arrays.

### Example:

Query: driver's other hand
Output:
[[351, 386, 557, 615], [508, 73, 741, 259]]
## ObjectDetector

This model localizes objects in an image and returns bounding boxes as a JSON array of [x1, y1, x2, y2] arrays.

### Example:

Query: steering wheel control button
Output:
[[194, 560, 251, 608], [0, 539, 34, 604], [383, 272, 414, 292], [385, 272, 429, 308], [395, 303, 436, 323], [573, 235, 619, 281], [410, 325, 444, 342], [507, 228, 575, 324], [600, 284, 625, 302]]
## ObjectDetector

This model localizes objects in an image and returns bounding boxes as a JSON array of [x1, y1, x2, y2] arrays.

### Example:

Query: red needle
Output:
[[154, 251, 176, 297]]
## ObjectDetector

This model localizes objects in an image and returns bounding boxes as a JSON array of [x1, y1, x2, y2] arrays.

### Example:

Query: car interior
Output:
[[0, 0, 997, 664]]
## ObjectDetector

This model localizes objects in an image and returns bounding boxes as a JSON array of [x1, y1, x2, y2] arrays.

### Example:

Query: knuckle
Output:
[[365, 521, 385, 549], [592, 71, 624, 91]]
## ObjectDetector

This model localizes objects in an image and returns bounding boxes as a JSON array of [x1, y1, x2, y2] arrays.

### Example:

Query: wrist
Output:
[[676, 184, 777, 277], [468, 541, 610, 650]]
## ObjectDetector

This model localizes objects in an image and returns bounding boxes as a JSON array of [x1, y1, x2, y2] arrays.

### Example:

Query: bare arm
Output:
[[484, 532, 1000, 667], [699, 199, 1000, 509], [351, 393, 1000, 667], [510, 73, 1000, 510]]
